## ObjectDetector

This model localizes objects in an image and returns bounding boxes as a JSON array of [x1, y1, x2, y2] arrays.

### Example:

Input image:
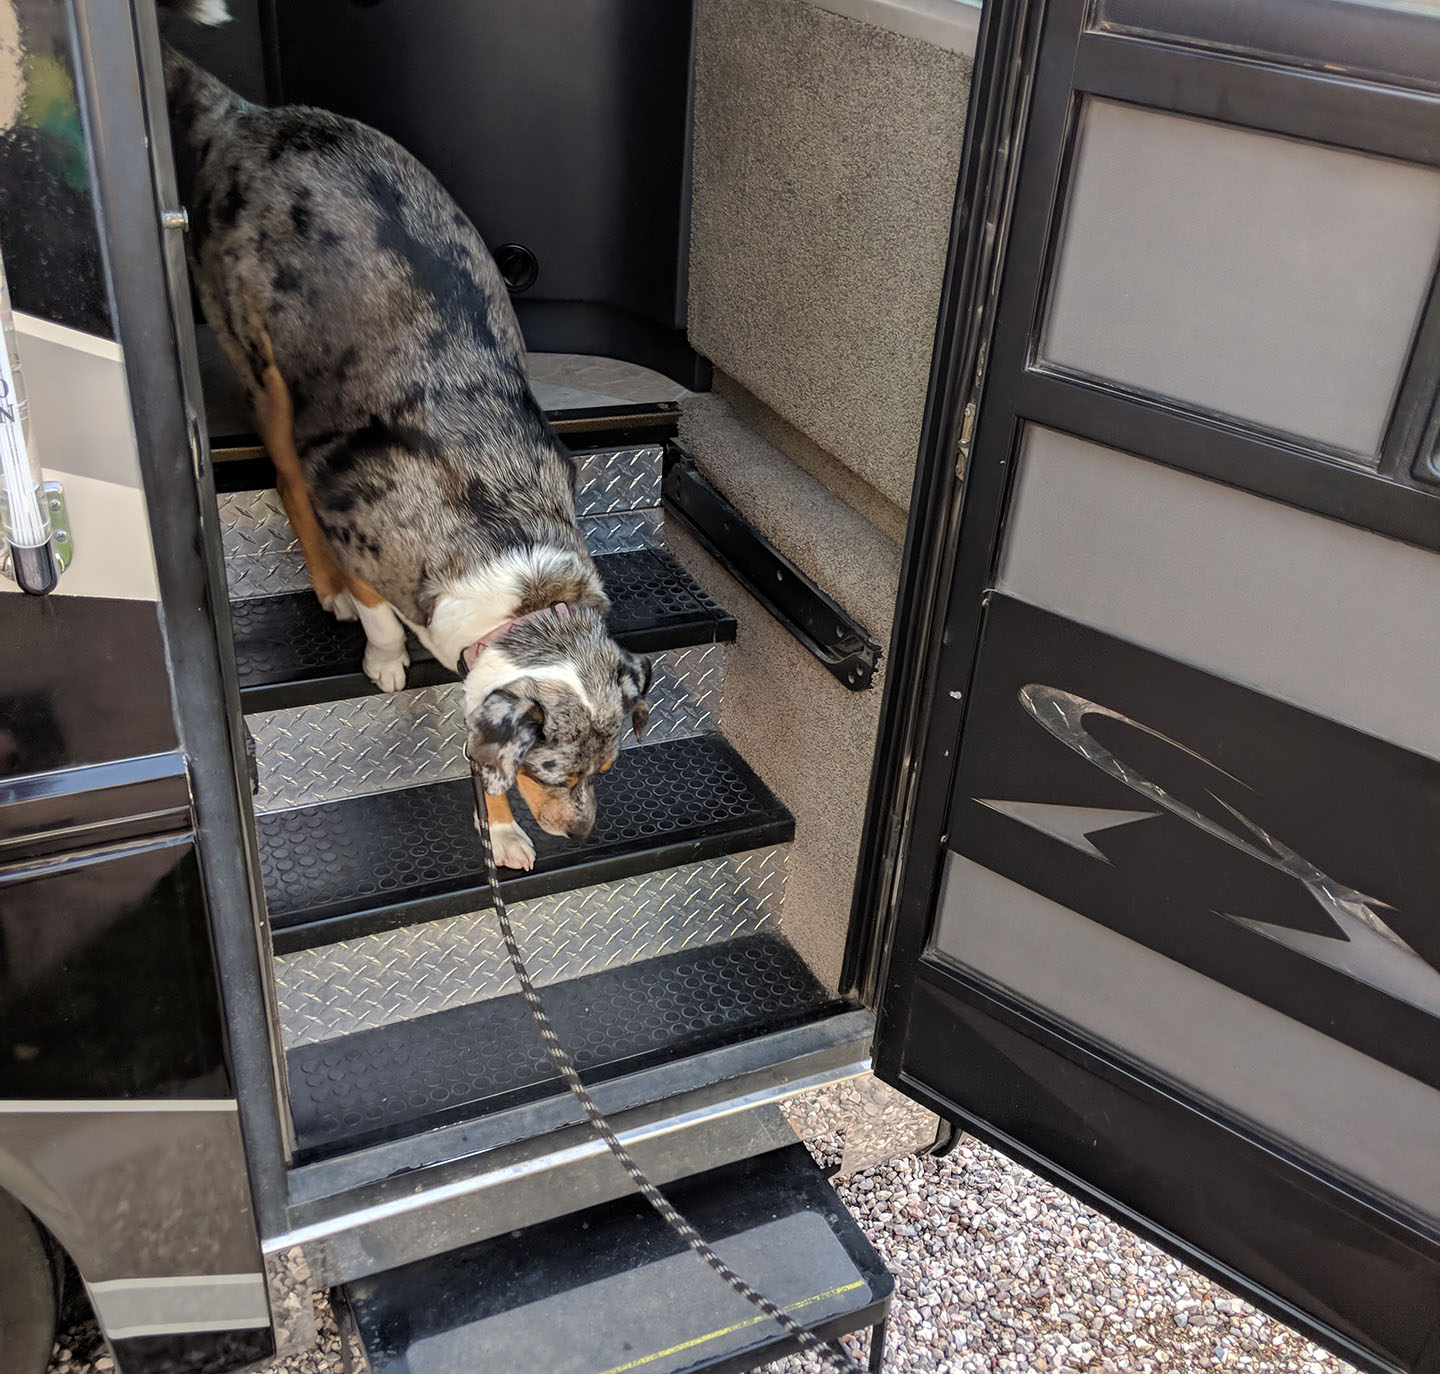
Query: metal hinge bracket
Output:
[[0, 480, 73, 584], [662, 448, 881, 691]]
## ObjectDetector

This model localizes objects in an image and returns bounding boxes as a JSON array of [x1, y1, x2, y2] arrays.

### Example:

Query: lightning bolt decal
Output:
[[1016, 684, 1440, 1019], [975, 799, 1159, 861]]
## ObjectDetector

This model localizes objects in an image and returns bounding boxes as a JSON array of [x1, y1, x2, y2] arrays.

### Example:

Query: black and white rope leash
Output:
[[473, 776, 867, 1373]]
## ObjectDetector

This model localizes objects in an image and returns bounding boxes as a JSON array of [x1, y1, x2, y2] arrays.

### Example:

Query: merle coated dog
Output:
[[163, 1, 650, 870]]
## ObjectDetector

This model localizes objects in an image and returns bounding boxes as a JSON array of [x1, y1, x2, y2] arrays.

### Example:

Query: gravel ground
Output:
[[47, 1133, 1356, 1374]]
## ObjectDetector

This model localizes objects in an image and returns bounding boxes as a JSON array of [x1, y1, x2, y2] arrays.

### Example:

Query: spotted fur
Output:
[[163, 40, 650, 857]]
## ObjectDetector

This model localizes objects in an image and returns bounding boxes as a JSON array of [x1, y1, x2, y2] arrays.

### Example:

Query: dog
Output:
[[161, 1, 651, 871]]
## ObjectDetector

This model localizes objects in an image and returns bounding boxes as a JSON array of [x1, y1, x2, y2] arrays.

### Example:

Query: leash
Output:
[[472, 776, 868, 1373]]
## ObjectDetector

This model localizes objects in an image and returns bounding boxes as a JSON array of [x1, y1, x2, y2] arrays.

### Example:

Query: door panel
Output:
[[994, 427, 1440, 760], [1041, 98, 1440, 460], [874, 1, 1440, 1369], [0, 837, 230, 1099], [899, 978, 1440, 1374], [942, 595, 1440, 1091]]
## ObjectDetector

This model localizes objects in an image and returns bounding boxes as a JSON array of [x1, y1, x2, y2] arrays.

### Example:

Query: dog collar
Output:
[[456, 601, 571, 678]]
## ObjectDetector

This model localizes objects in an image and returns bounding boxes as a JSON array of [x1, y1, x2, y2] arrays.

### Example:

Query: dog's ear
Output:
[[466, 686, 543, 793], [617, 650, 653, 742]]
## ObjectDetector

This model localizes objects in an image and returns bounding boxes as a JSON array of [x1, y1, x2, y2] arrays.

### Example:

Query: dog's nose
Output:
[[567, 817, 594, 840]]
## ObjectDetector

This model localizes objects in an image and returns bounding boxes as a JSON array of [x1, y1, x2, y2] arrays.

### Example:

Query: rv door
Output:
[[866, 3, 1440, 1372]]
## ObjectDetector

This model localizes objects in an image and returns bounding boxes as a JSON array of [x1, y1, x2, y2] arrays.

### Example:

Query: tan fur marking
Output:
[[485, 790, 517, 828], [244, 312, 346, 603], [345, 573, 387, 609], [514, 771, 556, 822]]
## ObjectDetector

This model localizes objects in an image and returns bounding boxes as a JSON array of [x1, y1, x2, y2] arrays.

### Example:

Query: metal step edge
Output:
[[249, 642, 725, 815], [271, 1008, 874, 1258], [262, 733, 794, 955], [274, 844, 787, 1050], [340, 1142, 891, 1374]]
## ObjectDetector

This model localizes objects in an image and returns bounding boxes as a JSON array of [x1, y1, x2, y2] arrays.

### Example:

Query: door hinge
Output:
[[187, 410, 207, 482], [956, 341, 987, 477], [956, 401, 977, 476]]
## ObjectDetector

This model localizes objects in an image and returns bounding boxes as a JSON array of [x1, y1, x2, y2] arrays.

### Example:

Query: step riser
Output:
[[249, 643, 724, 814], [221, 445, 665, 599], [224, 501, 664, 599], [274, 845, 787, 1048]]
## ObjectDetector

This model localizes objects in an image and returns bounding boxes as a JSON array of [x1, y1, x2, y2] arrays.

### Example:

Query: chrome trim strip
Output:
[[14, 310, 124, 363], [88, 1273, 270, 1339], [268, 1062, 867, 1254], [0, 1099, 237, 1113]]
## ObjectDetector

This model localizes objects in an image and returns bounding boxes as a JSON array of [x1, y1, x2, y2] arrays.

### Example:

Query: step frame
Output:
[[208, 407, 855, 1285], [269, 1009, 873, 1281], [341, 1142, 891, 1374]]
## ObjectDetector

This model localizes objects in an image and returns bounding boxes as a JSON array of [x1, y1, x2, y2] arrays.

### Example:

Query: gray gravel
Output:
[[764, 1134, 1355, 1374], [47, 1133, 1357, 1374]]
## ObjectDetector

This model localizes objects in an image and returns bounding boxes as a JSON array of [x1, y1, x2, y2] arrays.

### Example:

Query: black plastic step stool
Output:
[[342, 1144, 893, 1373]]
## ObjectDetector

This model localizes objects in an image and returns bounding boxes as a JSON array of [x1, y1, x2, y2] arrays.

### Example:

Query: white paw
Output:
[[363, 646, 409, 692], [480, 817, 535, 871], [321, 587, 358, 622]]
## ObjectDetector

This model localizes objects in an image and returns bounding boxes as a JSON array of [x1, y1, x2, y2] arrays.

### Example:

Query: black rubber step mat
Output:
[[289, 937, 841, 1159], [262, 734, 793, 952], [343, 1145, 892, 1372], [232, 548, 735, 712]]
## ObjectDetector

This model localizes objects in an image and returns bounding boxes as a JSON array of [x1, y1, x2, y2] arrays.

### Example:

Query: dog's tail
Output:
[[159, 1, 246, 153]]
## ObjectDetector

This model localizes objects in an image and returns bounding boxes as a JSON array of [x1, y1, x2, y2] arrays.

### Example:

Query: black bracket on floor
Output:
[[925, 1117, 966, 1159], [662, 448, 881, 690]]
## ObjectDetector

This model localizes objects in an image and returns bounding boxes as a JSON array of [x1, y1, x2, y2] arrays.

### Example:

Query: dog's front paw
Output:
[[479, 815, 535, 871], [321, 587, 359, 622], [363, 646, 410, 693]]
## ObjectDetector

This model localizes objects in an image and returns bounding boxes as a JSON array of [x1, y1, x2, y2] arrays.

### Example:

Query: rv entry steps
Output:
[[230, 546, 735, 713], [341, 1144, 892, 1373]]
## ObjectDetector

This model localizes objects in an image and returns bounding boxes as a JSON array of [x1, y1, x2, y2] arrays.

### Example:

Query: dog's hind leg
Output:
[[244, 318, 357, 621], [346, 574, 410, 693]]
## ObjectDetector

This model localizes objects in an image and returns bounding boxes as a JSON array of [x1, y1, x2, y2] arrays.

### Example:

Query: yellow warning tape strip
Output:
[[596, 1278, 868, 1374]]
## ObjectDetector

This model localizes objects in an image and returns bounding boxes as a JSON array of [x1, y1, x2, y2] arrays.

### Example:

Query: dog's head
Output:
[[464, 608, 652, 839]]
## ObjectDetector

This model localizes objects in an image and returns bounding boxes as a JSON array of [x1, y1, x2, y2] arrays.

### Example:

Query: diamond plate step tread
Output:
[[274, 846, 786, 1048], [287, 933, 840, 1158], [250, 644, 724, 814], [222, 490, 665, 599], [217, 442, 660, 501], [345, 1146, 891, 1374], [231, 548, 735, 713], [262, 734, 794, 953]]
